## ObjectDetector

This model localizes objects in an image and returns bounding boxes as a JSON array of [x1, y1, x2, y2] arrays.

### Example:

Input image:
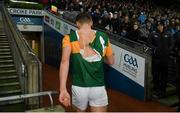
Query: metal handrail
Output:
[[0, 91, 58, 110]]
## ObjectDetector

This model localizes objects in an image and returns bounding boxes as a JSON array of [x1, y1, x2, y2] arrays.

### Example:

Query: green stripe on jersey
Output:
[[69, 30, 109, 87]]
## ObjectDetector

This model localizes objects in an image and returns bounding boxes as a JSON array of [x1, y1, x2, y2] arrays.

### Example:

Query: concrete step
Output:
[[0, 64, 14, 68], [0, 71, 17, 76], [0, 77, 19, 84], [0, 48, 10, 52], [0, 43, 8, 45], [165, 84, 177, 97], [0, 33, 6, 36], [0, 59, 13, 63], [0, 89, 21, 96], [0, 69, 16, 74], [0, 38, 8, 41], [0, 100, 24, 106], [0, 52, 11, 55], [0, 75, 18, 80], [0, 35, 7, 38], [0, 84, 20, 94], [0, 32, 5, 34], [0, 100, 25, 112], [0, 66, 16, 71], [0, 34, 7, 36], [156, 95, 179, 107], [0, 46, 10, 48], [0, 55, 12, 59], [0, 82, 19, 87], [0, 40, 8, 43]]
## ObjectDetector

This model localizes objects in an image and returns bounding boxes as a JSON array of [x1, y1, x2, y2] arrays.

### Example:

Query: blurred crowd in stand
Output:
[[57, 0, 179, 44]]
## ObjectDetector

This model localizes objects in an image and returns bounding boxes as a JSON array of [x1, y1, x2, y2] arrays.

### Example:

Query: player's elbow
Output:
[[105, 55, 115, 65], [108, 58, 114, 65], [60, 58, 70, 67]]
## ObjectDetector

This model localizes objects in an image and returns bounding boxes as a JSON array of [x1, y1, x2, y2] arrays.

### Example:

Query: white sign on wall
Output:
[[8, 8, 44, 16], [111, 44, 145, 87], [17, 25, 42, 32], [44, 12, 77, 35]]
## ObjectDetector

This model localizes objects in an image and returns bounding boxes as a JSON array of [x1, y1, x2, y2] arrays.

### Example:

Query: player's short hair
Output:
[[76, 13, 92, 24]]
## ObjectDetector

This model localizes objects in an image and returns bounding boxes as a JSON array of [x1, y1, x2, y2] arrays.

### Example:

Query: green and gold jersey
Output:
[[62, 30, 113, 87]]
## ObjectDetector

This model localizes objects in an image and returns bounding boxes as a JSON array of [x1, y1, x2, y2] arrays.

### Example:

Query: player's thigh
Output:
[[72, 85, 89, 111], [89, 86, 108, 112]]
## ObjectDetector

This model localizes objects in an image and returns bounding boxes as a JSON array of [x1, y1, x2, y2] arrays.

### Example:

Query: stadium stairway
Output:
[[0, 12, 25, 112]]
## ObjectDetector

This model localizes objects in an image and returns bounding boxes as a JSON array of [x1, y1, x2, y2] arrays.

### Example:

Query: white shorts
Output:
[[72, 85, 108, 111]]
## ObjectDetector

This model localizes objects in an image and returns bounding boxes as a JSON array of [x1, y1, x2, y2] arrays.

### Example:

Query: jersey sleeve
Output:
[[104, 40, 113, 57], [62, 35, 71, 48]]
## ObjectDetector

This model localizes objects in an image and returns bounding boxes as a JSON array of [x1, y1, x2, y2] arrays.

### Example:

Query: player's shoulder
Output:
[[97, 30, 108, 36], [68, 30, 77, 42], [96, 30, 109, 40]]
